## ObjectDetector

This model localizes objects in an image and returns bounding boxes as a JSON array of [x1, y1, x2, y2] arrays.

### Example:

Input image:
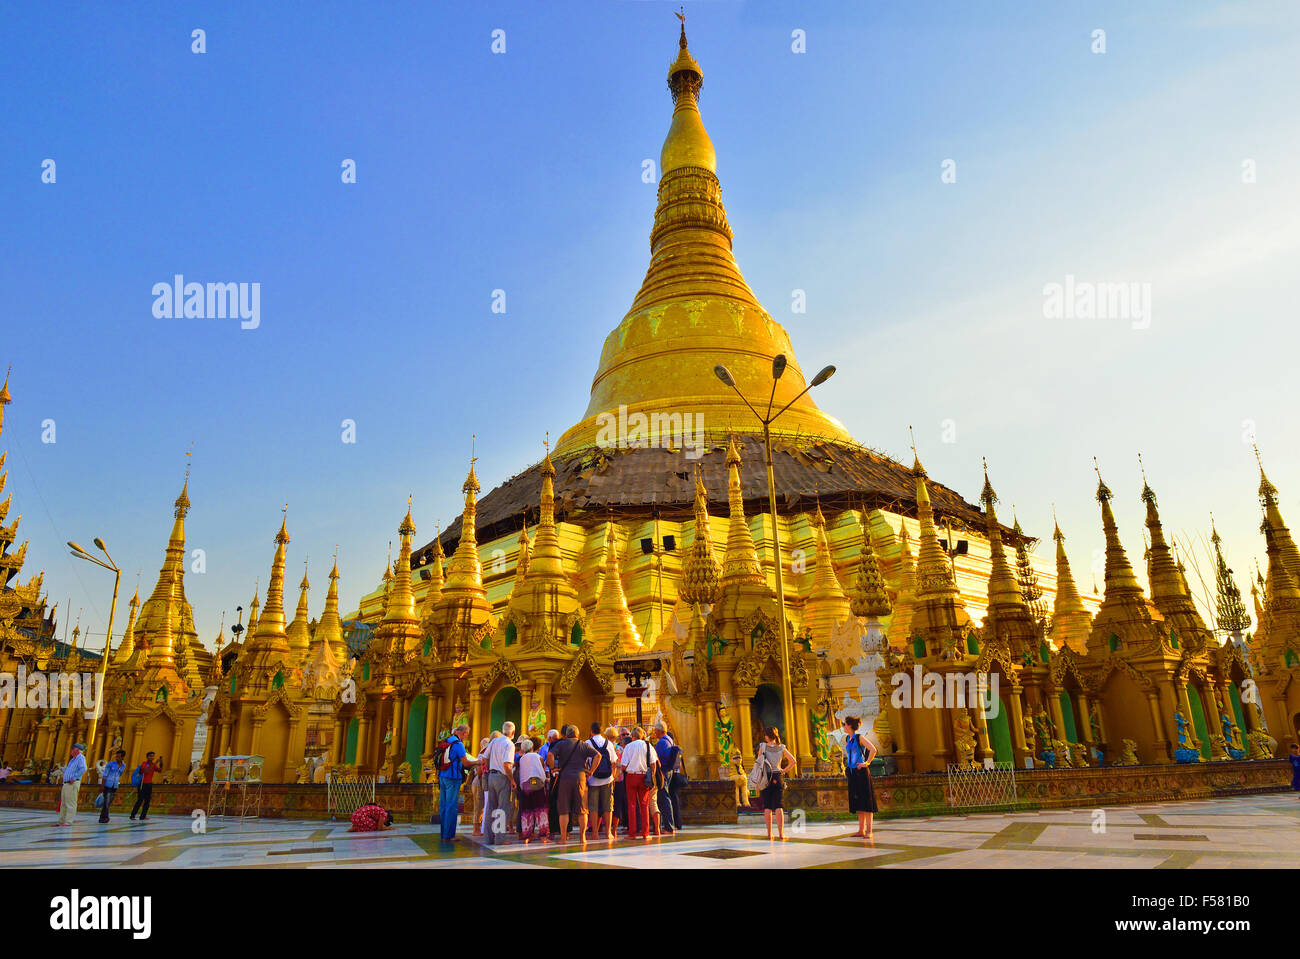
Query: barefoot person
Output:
[[55, 744, 87, 826], [756, 727, 796, 841], [842, 716, 878, 837]]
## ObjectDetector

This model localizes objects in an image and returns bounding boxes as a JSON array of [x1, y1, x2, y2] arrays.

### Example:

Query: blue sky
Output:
[[3, 0, 1298, 649]]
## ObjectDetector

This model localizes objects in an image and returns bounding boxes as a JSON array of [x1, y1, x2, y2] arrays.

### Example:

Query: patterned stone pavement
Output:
[[4, 794, 1300, 868]]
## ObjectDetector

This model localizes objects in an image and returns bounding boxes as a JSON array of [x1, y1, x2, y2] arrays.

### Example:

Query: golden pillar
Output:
[[468, 686, 483, 743], [972, 706, 993, 763], [1048, 688, 1068, 743], [1144, 691, 1169, 760], [792, 692, 812, 770], [1008, 685, 1028, 759], [931, 705, 950, 766], [736, 686, 756, 759], [355, 713, 371, 771], [1076, 692, 1094, 744]]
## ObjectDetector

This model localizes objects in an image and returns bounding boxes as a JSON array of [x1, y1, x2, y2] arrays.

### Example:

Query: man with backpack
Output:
[[435, 724, 478, 843], [586, 723, 618, 841], [129, 752, 163, 821]]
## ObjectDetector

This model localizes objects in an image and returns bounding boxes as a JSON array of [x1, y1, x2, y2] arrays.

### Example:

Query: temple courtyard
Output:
[[4, 793, 1299, 869]]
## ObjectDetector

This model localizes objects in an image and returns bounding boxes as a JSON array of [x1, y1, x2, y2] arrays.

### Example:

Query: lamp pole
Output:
[[68, 539, 121, 759], [712, 355, 836, 752]]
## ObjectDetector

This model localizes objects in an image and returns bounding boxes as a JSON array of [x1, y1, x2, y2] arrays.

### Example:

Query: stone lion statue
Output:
[[1247, 730, 1277, 760], [1051, 739, 1073, 768], [395, 761, 413, 784], [1071, 742, 1089, 768], [726, 751, 751, 808], [188, 761, 207, 784], [1113, 739, 1140, 766]]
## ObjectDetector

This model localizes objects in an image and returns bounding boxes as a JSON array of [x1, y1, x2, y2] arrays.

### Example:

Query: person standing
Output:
[[470, 737, 490, 836], [481, 722, 516, 845], [55, 744, 87, 826], [842, 716, 878, 838], [612, 726, 631, 834], [546, 724, 600, 843], [652, 723, 681, 834], [619, 727, 660, 840], [129, 752, 164, 821], [755, 727, 796, 840], [516, 738, 549, 843], [437, 724, 478, 843], [586, 723, 617, 840], [0, 762, 11, 784], [98, 749, 127, 824], [1290, 743, 1300, 794]]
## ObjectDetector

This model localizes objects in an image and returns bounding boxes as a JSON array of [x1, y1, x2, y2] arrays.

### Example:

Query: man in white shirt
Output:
[[586, 723, 618, 841], [619, 730, 660, 839], [56, 743, 87, 826], [481, 723, 516, 845]]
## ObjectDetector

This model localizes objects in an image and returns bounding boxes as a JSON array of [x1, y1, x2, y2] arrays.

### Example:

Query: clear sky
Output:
[[4, 0, 1298, 651]]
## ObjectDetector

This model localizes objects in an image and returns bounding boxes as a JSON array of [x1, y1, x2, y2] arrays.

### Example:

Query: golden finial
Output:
[[908, 425, 925, 476], [0, 365, 11, 405], [1093, 457, 1112, 502], [276, 504, 289, 544]]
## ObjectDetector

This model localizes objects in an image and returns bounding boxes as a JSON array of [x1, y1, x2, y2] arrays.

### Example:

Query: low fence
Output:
[[0, 759, 1289, 823]]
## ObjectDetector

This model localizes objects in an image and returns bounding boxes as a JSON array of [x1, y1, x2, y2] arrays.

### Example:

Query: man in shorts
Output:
[[545, 724, 600, 842]]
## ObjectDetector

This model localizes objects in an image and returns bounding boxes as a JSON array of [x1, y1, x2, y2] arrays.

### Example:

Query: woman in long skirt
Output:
[[841, 716, 878, 838], [516, 739, 549, 842]]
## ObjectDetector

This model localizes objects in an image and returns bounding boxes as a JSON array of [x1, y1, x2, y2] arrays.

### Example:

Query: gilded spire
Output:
[[912, 449, 957, 600], [139, 471, 198, 669], [849, 511, 891, 620], [1051, 515, 1092, 655], [285, 560, 312, 662], [719, 435, 764, 586], [384, 498, 418, 625], [1211, 516, 1250, 636], [443, 454, 486, 597], [1254, 446, 1300, 585], [1094, 460, 1142, 595], [246, 585, 260, 638], [1139, 459, 1196, 607], [680, 466, 721, 605], [316, 552, 347, 661], [589, 521, 642, 653], [250, 512, 291, 653], [112, 589, 140, 665], [980, 459, 1024, 610], [513, 517, 531, 591], [519, 444, 570, 588], [804, 494, 850, 639]]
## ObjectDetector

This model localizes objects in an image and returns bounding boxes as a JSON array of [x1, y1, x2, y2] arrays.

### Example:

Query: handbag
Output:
[[643, 741, 660, 790]]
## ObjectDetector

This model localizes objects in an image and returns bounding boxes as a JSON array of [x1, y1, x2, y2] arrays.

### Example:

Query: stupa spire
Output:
[[1094, 460, 1143, 595], [112, 589, 140, 665], [1211, 517, 1250, 636], [285, 560, 312, 662], [719, 436, 764, 587], [980, 459, 1024, 610], [681, 466, 721, 605], [1049, 510, 1092, 654], [513, 517, 531, 591], [589, 521, 642, 653], [804, 493, 851, 639], [911, 448, 957, 600], [250, 511, 292, 653], [315, 552, 347, 661], [443, 451, 485, 596], [1255, 446, 1300, 585], [384, 497, 418, 625], [849, 510, 891, 620]]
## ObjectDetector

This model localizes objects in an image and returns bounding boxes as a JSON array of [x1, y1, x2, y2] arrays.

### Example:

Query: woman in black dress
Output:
[[841, 716, 878, 838]]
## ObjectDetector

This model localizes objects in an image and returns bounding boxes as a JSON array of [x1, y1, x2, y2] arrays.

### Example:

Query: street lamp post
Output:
[[68, 539, 121, 760], [712, 355, 836, 752]]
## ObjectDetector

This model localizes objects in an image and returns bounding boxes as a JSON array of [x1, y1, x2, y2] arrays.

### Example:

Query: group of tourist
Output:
[[433, 719, 687, 845], [41, 744, 166, 827]]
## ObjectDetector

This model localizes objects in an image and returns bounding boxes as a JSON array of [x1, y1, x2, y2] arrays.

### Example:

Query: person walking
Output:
[[97, 749, 127, 824], [436, 724, 478, 843], [129, 752, 164, 821], [586, 723, 617, 840], [481, 722, 516, 845], [754, 727, 796, 840], [619, 726, 660, 840], [516, 738, 549, 843], [546, 724, 600, 843], [842, 716, 878, 838], [55, 743, 87, 826]]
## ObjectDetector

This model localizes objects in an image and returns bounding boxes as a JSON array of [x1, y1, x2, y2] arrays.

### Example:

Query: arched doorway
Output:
[[406, 694, 428, 775], [490, 686, 522, 735], [752, 683, 784, 746]]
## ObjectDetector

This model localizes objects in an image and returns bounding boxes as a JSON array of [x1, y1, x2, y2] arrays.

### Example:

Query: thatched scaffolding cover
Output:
[[413, 441, 1021, 567]]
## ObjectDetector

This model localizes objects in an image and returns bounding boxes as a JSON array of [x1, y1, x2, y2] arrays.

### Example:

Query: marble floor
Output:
[[5, 794, 1300, 868]]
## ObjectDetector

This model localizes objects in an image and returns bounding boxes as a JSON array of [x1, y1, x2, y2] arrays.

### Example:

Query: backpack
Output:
[[589, 737, 612, 779], [130, 764, 144, 789], [435, 738, 460, 775]]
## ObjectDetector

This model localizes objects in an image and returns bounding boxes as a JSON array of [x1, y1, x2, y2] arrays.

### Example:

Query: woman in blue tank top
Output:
[[842, 715, 878, 838]]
